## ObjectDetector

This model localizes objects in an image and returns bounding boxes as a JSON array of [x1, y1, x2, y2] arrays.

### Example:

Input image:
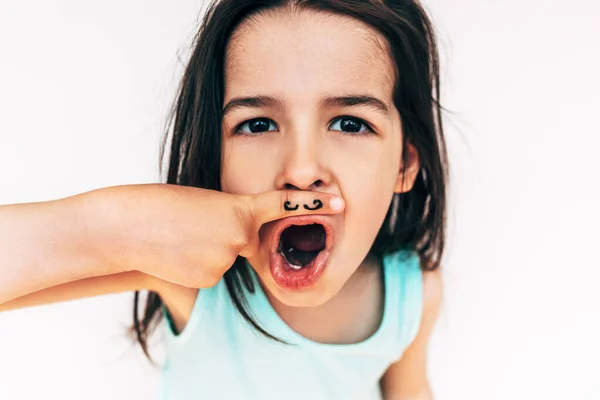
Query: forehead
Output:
[[224, 10, 395, 103]]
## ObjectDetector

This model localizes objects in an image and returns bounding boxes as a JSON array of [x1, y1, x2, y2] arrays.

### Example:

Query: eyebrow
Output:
[[222, 94, 390, 117]]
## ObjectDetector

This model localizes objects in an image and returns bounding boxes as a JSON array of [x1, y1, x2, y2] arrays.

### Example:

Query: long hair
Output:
[[132, 0, 449, 360]]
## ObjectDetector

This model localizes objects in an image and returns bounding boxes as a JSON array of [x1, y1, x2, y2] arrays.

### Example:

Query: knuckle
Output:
[[244, 234, 259, 256], [282, 191, 293, 212], [234, 194, 254, 224], [231, 197, 253, 245], [230, 228, 250, 252]]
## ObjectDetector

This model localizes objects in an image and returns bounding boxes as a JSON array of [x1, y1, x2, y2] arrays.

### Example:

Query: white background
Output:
[[1, 0, 599, 399]]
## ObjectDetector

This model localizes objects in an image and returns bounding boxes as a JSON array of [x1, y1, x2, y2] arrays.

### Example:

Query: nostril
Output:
[[312, 180, 324, 188], [283, 180, 324, 191]]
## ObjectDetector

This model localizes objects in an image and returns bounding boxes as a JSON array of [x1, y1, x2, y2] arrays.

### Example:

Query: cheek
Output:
[[335, 144, 400, 243], [335, 139, 400, 199], [220, 139, 277, 194], [342, 169, 394, 232]]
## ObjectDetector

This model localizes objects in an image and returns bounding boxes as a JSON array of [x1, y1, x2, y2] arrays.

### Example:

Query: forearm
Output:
[[0, 190, 126, 304], [0, 271, 156, 312]]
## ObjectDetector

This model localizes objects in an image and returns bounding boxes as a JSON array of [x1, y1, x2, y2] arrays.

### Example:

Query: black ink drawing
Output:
[[284, 201, 299, 211], [303, 199, 323, 211]]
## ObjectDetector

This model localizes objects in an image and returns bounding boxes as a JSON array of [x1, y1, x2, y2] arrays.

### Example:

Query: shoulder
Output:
[[397, 267, 441, 353], [379, 267, 441, 397], [404, 250, 442, 326], [397, 251, 442, 346], [388, 250, 441, 319], [421, 268, 442, 323], [408, 267, 442, 349], [384, 251, 441, 346], [154, 278, 200, 335]]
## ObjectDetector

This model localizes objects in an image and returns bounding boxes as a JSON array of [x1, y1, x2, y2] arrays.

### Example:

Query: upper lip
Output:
[[269, 215, 334, 255]]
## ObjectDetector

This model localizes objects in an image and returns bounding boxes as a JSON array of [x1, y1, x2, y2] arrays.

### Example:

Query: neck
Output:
[[261, 253, 385, 344]]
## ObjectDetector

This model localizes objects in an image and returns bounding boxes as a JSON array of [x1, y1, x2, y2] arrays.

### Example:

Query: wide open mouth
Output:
[[277, 224, 327, 270]]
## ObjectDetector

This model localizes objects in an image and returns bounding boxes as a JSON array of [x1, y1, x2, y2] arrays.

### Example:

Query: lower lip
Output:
[[269, 249, 330, 290]]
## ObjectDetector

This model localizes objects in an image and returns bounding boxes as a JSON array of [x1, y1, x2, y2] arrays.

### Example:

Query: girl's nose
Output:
[[274, 135, 330, 192]]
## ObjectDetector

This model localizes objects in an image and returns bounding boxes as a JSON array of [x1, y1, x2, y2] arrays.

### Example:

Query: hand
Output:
[[98, 184, 345, 288]]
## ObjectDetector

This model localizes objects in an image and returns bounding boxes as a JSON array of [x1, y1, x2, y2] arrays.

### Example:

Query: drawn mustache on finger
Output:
[[284, 199, 323, 211]]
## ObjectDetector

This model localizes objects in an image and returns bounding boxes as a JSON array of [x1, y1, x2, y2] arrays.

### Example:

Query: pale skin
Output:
[[0, 185, 345, 305], [221, 10, 441, 397], [0, 8, 442, 400]]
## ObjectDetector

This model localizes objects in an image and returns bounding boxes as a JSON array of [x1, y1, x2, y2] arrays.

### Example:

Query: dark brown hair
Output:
[[132, 0, 449, 360]]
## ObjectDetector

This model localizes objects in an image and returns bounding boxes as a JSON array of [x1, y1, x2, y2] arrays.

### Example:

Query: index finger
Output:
[[244, 190, 345, 226]]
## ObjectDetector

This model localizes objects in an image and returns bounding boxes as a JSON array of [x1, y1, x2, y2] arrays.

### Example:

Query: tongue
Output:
[[281, 224, 326, 252]]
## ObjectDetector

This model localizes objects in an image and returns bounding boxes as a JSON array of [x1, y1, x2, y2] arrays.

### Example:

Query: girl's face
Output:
[[221, 10, 419, 307]]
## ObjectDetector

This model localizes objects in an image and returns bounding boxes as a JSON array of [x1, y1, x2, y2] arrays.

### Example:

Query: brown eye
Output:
[[235, 118, 277, 135], [329, 116, 373, 134]]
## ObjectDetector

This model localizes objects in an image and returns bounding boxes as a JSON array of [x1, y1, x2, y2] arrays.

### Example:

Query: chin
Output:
[[251, 213, 353, 308], [261, 275, 335, 308]]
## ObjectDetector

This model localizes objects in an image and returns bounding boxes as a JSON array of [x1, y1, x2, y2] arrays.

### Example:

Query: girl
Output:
[[0, 0, 448, 399]]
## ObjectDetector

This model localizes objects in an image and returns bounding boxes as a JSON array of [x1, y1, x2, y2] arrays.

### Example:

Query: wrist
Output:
[[73, 186, 137, 275]]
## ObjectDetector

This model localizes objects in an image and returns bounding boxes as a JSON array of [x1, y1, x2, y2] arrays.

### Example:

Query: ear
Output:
[[394, 142, 420, 193]]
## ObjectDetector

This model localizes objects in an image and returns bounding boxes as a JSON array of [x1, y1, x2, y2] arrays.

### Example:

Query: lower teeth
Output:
[[281, 248, 305, 270], [288, 262, 303, 270]]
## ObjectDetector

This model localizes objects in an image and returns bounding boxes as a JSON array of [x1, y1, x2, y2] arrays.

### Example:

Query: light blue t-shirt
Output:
[[161, 250, 423, 400]]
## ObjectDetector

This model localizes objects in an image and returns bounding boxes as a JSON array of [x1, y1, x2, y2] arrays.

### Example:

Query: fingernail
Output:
[[330, 197, 345, 212]]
